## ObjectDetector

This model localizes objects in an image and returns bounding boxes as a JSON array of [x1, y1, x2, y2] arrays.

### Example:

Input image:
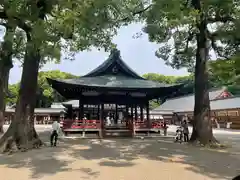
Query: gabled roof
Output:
[[153, 88, 236, 112], [47, 49, 184, 99], [82, 49, 144, 79], [49, 75, 180, 89]]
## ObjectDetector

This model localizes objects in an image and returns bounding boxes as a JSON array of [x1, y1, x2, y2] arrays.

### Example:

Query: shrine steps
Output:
[[103, 129, 132, 137]]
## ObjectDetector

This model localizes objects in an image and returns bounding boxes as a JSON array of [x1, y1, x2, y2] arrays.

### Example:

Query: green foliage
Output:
[[6, 70, 78, 107], [1, 0, 146, 65], [134, 0, 240, 70], [227, 85, 240, 96], [209, 59, 236, 86], [38, 70, 78, 97], [6, 83, 19, 106], [143, 73, 193, 84], [36, 70, 79, 107], [149, 100, 160, 110], [208, 55, 240, 87]]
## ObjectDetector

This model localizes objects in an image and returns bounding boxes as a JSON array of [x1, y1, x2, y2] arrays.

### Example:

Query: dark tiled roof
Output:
[[153, 88, 238, 112], [51, 75, 181, 89], [48, 49, 183, 91]]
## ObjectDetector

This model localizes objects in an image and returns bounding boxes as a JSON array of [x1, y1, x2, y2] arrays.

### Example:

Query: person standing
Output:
[[163, 120, 167, 136], [182, 120, 189, 142], [50, 119, 61, 146]]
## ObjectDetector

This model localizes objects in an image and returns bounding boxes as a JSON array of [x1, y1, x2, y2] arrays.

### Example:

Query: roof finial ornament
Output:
[[110, 48, 120, 59]]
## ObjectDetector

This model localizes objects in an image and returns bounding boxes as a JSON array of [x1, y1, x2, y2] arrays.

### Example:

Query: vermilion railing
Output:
[[62, 119, 101, 129], [135, 120, 148, 129], [61, 119, 168, 130], [151, 121, 168, 129], [134, 119, 168, 129]]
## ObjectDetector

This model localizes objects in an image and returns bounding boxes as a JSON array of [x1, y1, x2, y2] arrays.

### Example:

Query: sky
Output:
[[1, 23, 189, 84]]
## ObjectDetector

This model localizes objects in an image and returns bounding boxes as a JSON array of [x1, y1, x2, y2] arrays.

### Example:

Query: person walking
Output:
[[50, 119, 61, 146], [182, 120, 189, 142], [163, 120, 167, 136]]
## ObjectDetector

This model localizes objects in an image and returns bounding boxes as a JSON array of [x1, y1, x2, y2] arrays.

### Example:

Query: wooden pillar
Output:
[[140, 104, 143, 121], [131, 105, 133, 121], [134, 105, 138, 121], [130, 105, 134, 136], [79, 99, 84, 120], [125, 105, 128, 126], [99, 103, 104, 138], [125, 105, 128, 115], [97, 105, 100, 120], [146, 101, 150, 135], [115, 104, 118, 125], [78, 100, 81, 119], [133, 104, 137, 136], [80, 101, 85, 137]]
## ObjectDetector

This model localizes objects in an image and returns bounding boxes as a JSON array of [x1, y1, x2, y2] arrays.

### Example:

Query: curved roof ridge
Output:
[[82, 49, 144, 79]]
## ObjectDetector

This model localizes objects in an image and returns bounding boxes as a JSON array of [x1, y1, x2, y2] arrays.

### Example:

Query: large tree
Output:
[[0, 22, 26, 134], [133, 0, 240, 145], [0, 0, 141, 152], [0, 23, 15, 134]]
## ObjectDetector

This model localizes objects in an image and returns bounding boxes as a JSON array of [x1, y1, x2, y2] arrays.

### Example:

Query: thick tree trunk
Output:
[[189, 0, 218, 145], [0, 25, 14, 134], [0, 64, 10, 134], [0, 41, 43, 153]]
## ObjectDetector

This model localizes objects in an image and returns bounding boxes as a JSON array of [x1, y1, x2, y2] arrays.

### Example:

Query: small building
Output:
[[153, 87, 240, 129], [4, 104, 65, 124], [47, 49, 182, 137]]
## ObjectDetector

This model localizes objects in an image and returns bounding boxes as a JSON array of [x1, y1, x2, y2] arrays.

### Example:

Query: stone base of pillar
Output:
[[82, 131, 85, 137], [99, 130, 103, 138], [147, 131, 150, 136]]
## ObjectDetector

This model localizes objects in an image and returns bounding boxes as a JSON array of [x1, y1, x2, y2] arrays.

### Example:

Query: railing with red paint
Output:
[[62, 119, 101, 129], [151, 121, 169, 129], [134, 119, 148, 129], [127, 119, 134, 131], [133, 119, 169, 129]]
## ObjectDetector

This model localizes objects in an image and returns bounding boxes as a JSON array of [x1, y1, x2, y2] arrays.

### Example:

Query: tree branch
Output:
[[125, 4, 151, 20], [176, 26, 194, 54], [207, 30, 229, 59], [207, 15, 235, 23], [0, 11, 31, 39]]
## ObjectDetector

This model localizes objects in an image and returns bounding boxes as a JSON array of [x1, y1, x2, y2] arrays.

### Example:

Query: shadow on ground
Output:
[[0, 131, 239, 179]]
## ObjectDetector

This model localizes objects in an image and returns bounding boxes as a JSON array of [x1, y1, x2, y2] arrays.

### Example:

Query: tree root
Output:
[[188, 136, 226, 149], [0, 133, 45, 154], [0, 127, 4, 134], [0, 136, 18, 154]]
